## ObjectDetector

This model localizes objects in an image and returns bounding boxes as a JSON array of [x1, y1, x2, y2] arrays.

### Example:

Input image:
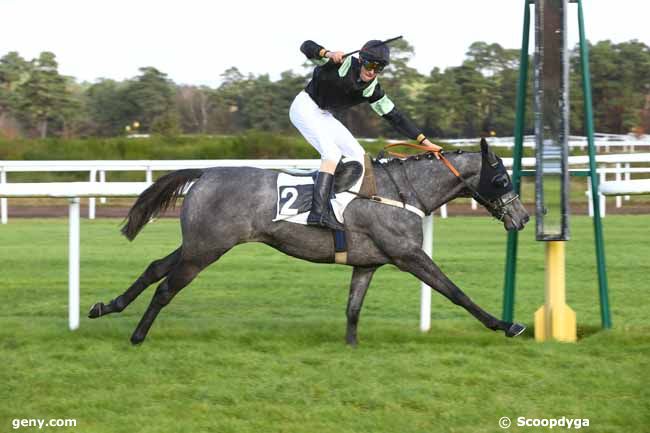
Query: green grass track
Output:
[[1, 216, 648, 432]]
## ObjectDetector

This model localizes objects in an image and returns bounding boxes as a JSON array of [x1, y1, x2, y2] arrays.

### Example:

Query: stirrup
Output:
[[307, 211, 343, 231]]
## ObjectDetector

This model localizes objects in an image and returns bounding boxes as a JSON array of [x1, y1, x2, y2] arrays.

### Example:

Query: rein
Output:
[[379, 142, 519, 221]]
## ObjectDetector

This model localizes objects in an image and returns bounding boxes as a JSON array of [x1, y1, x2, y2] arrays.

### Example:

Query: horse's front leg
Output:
[[391, 248, 525, 337], [346, 266, 378, 347]]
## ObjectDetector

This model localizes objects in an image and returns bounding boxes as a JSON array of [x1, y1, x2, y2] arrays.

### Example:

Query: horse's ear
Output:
[[480, 137, 499, 165], [480, 137, 489, 155]]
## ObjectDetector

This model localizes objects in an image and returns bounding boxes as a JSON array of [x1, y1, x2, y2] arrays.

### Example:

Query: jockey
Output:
[[290, 39, 441, 231]]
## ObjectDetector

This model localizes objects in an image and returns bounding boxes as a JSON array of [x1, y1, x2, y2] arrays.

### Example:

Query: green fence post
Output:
[[503, 0, 532, 323], [577, 0, 612, 329]]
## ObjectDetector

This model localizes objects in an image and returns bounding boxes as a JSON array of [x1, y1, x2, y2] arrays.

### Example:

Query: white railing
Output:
[[1, 153, 649, 224], [439, 133, 650, 151], [0, 159, 451, 223], [599, 179, 650, 196], [0, 160, 318, 224]]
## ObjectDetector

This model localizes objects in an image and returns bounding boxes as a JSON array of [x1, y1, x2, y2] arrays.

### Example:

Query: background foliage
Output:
[[2, 39, 649, 140]]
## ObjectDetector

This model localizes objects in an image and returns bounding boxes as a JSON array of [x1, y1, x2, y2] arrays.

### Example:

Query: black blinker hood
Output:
[[478, 138, 513, 200]]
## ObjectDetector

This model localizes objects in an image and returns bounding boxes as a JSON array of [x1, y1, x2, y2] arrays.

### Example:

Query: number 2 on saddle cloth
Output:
[[274, 156, 376, 224]]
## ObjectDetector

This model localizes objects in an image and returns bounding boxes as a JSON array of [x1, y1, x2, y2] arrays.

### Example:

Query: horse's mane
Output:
[[371, 149, 480, 168]]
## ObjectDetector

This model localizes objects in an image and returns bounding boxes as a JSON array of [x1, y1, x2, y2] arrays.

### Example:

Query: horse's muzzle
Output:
[[503, 210, 530, 231]]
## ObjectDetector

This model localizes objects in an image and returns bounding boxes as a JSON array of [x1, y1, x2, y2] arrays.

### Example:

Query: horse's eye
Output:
[[492, 174, 509, 188]]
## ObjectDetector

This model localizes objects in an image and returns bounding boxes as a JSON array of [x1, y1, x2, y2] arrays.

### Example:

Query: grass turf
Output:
[[1, 216, 648, 432]]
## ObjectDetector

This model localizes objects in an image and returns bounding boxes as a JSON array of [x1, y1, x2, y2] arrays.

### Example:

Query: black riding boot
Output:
[[308, 172, 344, 231]]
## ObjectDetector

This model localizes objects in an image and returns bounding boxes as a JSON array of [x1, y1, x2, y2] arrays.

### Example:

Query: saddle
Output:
[[279, 154, 376, 196], [274, 154, 378, 265]]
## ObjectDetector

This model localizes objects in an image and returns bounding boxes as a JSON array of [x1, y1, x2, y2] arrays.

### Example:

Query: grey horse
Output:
[[89, 139, 529, 345]]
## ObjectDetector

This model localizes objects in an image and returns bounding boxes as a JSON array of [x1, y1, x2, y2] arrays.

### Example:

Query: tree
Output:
[[0, 51, 31, 137], [446, 62, 493, 137], [56, 77, 84, 138], [576, 40, 650, 134], [176, 85, 213, 134], [267, 70, 307, 131], [465, 42, 519, 76], [125, 67, 176, 132], [150, 110, 181, 137], [0, 51, 30, 113], [18, 52, 75, 138], [3, 38, 650, 140], [239, 74, 277, 131], [415, 68, 463, 137], [463, 42, 521, 136], [85, 79, 134, 136], [208, 67, 249, 133]]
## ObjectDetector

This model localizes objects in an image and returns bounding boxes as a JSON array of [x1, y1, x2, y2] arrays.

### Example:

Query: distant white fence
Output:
[[0, 160, 317, 223], [439, 133, 650, 152], [0, 159, 450, 222], [1, 153, 649, 224], [600, 179, 650, 196]]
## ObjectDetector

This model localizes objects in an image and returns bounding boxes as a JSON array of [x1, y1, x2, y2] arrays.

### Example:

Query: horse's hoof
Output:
[[88, 302, 105, 319], [506, 322, 526, 337], [345, 338, 358, 348], [130, 333, 145, 345]]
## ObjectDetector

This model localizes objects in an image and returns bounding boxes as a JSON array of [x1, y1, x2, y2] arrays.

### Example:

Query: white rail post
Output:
[[440, 204, 448, 219], [600, 171, 606, 218], [69, 197, 80, 330], [624, 163, 631, 201], [420, 214, 434, 332], [99, 170, 107, 204], [615, 163, 622, 208], [587, 181, 594, 218], [471, 198, 477, 210], [1, 168, 7, 224], [146, 167, 153, 184], [88, 170, 96, 220]]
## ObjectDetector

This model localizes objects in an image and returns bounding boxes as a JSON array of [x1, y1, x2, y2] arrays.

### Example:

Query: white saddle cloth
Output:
[[273, 159, 364, 225]]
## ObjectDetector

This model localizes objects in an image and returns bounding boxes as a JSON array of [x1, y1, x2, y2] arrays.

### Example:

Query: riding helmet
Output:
[[360, 40, 390, 66]]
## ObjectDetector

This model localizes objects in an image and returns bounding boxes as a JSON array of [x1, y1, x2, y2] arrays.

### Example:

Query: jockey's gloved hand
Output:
[[421, 138, 442, 158], [420, 138, 441, 151], [325, 51, 345, 64]]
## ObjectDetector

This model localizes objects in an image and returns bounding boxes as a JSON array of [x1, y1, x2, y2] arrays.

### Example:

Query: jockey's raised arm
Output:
[[290, 38, 441, 230]]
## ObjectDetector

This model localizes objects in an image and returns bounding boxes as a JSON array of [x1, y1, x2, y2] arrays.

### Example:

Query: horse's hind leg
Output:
[[346, 266, 378, 347], [88, 248, 181, 319], [129, 250, 222, 345]]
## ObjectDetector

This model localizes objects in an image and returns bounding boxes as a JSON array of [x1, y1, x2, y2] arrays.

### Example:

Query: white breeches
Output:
[[289, 91, 365, 164]]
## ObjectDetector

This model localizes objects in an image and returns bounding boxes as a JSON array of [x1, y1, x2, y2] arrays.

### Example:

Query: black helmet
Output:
[[359, 40, 390, 66]]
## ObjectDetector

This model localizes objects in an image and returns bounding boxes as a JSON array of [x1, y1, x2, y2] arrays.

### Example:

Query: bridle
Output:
[[380, 142, 520, 222]]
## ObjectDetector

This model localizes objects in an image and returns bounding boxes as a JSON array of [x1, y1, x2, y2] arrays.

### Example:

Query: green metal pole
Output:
[[503, 0, 531, 323], [577, 0, 612, 329]]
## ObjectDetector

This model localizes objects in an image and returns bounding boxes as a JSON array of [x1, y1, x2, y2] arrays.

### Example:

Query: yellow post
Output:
[[534, 241, 577, 342]]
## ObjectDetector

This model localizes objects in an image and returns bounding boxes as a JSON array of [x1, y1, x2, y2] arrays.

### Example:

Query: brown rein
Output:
[[379, 141, 517, 222], [381, 141, 461, 177]]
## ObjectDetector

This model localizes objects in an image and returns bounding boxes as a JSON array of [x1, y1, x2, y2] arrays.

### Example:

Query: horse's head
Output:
[[384, 139, 529, 231], [474, 138, 529, 231]]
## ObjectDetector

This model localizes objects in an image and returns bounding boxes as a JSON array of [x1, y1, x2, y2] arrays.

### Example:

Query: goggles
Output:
[[360, 58, 386, 73]]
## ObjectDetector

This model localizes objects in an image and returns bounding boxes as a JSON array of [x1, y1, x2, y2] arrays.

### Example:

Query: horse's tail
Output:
[[121, 169, 204, 241]]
